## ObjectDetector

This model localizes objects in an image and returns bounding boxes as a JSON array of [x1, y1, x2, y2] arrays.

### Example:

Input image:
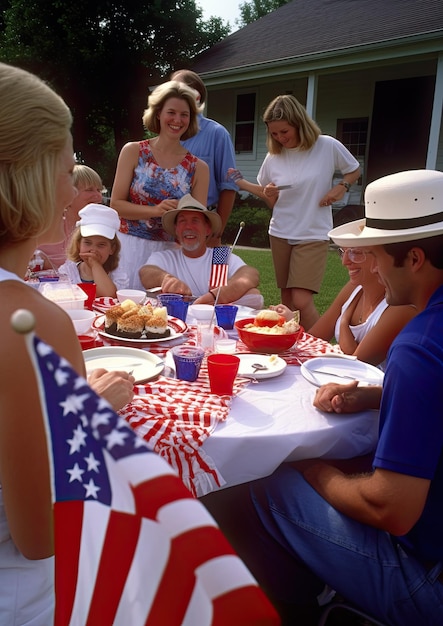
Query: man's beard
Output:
[[180, 231, 201, 252]]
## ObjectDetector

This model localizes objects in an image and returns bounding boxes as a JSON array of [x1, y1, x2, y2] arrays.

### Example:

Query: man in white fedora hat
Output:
[[200, 170, 443, 625], [139, 194, 263, 308]]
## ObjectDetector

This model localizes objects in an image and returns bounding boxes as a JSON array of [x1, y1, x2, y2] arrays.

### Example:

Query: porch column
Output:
[[426, 52, 443, 169], [306, 74, 318, 120]]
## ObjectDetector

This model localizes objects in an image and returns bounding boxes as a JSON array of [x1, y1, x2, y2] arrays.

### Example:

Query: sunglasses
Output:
[[337, 248, 367, 263]]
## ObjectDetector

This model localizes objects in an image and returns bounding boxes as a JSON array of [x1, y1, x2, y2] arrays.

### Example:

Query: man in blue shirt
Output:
[[171, 69, 237, 246], [202, 169, 443, 625]]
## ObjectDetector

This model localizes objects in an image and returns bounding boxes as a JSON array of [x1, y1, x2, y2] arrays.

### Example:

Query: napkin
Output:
[[119, 361, 249, 497]]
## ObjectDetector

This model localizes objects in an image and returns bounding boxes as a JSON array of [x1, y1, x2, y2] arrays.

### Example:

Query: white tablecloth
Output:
[[203, 365, 379, 489]]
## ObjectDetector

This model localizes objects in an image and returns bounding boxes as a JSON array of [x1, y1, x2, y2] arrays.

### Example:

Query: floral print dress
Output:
[[119, 139, 198, 242]]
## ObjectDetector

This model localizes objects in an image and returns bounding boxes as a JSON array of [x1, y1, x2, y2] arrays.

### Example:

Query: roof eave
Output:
[[196, 32, 443, 86]]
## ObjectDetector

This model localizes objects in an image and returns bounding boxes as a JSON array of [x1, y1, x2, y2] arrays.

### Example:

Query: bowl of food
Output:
[[235, 310, 303, 354], [66, 308, 97, 335], [188, 303, 214, 321], [116, 289, 146, 304]]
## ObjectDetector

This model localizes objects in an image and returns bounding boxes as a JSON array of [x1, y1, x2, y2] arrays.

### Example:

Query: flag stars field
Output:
[[67, 462, 84, 483]]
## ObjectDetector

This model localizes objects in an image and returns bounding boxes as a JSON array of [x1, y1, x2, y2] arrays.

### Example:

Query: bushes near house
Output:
[[235, 247, 348, 314], [223, 194, 364, 249], [224, 194, 349, 315], [223, 196, 271, 248]]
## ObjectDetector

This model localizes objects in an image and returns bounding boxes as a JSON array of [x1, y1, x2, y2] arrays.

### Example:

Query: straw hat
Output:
[[329, 170, 443, 246], [76, 204, 120, 240], [162, 194, 222, 237]]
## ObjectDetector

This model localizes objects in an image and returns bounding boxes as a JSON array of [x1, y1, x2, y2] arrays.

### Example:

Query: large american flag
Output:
[[209, 246, 230, 290], [23, 329, 279, 625]]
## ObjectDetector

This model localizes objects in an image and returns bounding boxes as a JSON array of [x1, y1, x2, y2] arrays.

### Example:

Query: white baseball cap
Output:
[[76, 204, 120, 240]]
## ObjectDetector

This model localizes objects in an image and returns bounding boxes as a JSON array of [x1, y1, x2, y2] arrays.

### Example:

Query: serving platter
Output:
[[92, 314, 187, 346], [83, 346, 164, 383], [301, 356, 384, 387]]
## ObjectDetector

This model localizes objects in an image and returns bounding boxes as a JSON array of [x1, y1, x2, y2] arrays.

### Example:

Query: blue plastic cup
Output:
[[215, 305, 238, 330], [171, 346, 205, 382], [157, 293, 189, 322]]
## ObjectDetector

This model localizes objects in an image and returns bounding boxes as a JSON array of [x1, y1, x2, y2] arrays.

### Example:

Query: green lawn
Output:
[[235, 247, 348, 314]]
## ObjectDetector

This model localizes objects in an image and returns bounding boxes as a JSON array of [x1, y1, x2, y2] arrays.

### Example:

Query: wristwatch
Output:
[[339, 181, 351, 191]]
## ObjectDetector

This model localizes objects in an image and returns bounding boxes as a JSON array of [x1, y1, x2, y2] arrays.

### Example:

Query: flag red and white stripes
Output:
[[209, 246, 230, 290]]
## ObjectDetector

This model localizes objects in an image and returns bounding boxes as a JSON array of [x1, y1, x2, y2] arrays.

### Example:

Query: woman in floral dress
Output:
[[111, 80, 209, 290]]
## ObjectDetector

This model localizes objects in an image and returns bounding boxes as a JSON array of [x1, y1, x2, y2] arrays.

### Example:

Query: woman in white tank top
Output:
[[0, 64, 135, 625]]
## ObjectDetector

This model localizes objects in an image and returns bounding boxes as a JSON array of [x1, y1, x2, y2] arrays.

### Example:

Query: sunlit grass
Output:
[[235, 247, 348, 314]]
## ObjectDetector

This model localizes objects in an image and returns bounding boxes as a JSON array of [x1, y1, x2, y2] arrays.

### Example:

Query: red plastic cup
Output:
[[77, 283, 96, 310], [78, 334, 96, 350], [207, 354, 240, 396]]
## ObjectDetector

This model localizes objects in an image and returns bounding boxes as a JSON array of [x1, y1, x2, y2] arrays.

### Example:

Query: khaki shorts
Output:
[[269, 236, 329, 293]]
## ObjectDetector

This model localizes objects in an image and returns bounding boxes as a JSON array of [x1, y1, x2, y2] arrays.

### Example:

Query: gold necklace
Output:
[[358, 292, 383, 324]]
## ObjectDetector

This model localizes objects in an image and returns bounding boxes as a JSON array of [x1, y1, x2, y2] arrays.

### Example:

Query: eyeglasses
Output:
[[337, 248, 367, 263]]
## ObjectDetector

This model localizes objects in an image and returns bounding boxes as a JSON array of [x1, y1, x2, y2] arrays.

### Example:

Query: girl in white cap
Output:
[[59, 203, 128, 297]]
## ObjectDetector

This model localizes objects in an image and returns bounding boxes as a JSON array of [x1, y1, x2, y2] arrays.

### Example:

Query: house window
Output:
[[235, 93, 256, 153], [336, 118, 368, 160]]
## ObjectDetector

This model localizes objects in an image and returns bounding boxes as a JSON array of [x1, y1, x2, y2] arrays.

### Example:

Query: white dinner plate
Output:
[[236, 353, 287, 379], [301, 356, 384, 387], [83, 346, 164, 383], [92, 314, 187, 346]]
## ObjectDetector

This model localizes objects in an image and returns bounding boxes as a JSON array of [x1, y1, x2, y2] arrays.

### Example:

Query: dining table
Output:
[[90, 298, 380, 498]]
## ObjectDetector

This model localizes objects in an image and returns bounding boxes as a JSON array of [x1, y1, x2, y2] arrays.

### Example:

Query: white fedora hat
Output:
[[162, 194, 221, 237], [329, 170, 443, 246]]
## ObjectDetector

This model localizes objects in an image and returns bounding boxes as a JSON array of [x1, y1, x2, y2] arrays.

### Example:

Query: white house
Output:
[[191, 0, 443, 216]]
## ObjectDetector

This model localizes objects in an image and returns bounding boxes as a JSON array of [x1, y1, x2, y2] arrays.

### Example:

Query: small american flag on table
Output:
[[20, 321, 279, 626], [209, 246, 230, 290]]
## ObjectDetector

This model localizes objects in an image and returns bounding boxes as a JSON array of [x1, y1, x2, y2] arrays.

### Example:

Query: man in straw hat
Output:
[[139, 194, 263, 308], [200, 170, 443, 625]]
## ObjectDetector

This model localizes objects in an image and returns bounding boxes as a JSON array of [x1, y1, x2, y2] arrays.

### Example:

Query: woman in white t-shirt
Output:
[[228, 94, 360, 329]]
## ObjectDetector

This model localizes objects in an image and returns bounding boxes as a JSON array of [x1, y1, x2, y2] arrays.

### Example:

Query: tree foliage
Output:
[[237, 0, 290, 28], [0, 0, 229, 184]]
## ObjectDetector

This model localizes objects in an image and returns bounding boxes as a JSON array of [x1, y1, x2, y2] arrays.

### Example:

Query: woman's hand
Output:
[[269, 303, 293, 321], [150, 199, 178, 217], [88, 368, 135, 411], [263, 183, 279, 201], [319, 183, 349, 207]]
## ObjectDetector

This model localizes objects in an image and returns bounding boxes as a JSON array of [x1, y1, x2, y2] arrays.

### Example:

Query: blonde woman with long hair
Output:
[[0, 63, 134, 623], [229, 94, 360, 329]]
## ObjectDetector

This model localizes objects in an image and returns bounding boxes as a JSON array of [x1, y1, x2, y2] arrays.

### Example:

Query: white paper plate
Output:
[[301, 356, 384, 387], [236, 353, 287, 379], [83, 346, 164, 383], [92, 314, 187, 346]]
